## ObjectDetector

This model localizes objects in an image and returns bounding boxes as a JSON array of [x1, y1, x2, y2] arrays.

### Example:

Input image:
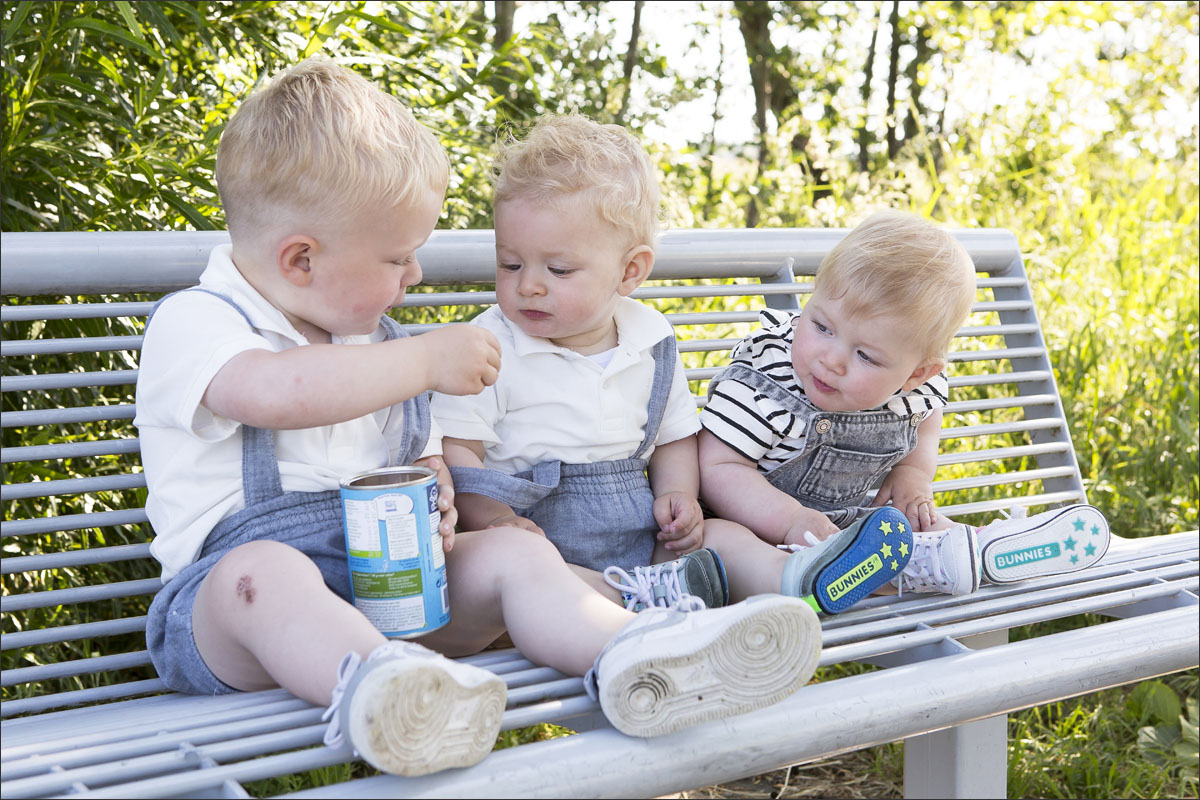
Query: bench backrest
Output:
[[0, 228, 1086, 718]]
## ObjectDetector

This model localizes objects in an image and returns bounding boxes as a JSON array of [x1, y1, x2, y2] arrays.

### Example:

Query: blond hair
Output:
[[814, 210, 976, 359], [216, 58, 448, 240], [491, 114, 660, 247]]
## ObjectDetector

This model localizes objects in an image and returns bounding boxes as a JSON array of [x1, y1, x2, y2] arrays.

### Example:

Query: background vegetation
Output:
[[3, 1, 1197, 797]]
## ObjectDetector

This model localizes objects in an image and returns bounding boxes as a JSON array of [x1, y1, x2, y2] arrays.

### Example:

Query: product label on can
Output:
[[339, 467, 450, 638]]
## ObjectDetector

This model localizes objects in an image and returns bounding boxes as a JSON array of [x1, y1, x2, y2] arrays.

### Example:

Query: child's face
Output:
[[297, 189, 442, 338], [791, 292, 937, 413], [493, 195, 637, 354]]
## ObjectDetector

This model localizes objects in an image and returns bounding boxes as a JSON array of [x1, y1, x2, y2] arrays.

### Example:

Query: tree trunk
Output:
[[493, 0, 515, 49], [703, 3, 726, 220], [902, 14, 932, 145], [734, 0, 773, 228], [615, 0, 644, 123], [885, 0, 901, 160], [857, 2, 883, 173]]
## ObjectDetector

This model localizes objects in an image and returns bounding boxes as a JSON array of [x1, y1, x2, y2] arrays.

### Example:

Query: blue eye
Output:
[[548, 266, 572, 276], [498, 263, 521, 272], [857, 350, 878, 365]]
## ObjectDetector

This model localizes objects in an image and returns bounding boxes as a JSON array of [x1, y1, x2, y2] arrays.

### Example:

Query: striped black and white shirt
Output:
[[700, 309, 949, 471]]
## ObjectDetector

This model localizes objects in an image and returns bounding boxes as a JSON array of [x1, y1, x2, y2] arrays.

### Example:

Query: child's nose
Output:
[[518, 270, 545, 296]]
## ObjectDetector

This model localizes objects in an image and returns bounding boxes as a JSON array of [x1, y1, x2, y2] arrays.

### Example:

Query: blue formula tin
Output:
[[339, 466, 449, 638]]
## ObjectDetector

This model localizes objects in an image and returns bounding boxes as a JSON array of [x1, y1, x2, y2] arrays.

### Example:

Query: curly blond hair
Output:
[[491, 114, 660, 248], [814, 210, 977, 359]]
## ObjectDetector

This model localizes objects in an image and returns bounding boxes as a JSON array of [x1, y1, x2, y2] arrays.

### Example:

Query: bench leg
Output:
[[902, 630, 1008, 799]]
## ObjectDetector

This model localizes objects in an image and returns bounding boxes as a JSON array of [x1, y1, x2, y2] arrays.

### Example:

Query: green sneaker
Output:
[[603, 548, 730, 611], [780, 507, 914, 614]]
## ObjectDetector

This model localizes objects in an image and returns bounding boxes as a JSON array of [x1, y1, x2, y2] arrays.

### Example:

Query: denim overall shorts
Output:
[[712, 364, 925, 528], [448, 336, 678, 573], [144, 291, 430, 695]]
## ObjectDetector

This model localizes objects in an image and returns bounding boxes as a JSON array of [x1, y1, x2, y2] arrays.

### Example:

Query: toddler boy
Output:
[[135, 60, 821, 778], [699, 210, 1110, 603], [432, 115, 915, 616]]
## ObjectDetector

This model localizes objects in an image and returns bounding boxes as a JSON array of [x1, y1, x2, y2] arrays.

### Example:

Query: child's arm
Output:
[[647, 435, 704, 555], [871, 409, 943, 531], [440, 437, 545, 535], [203, 325, 501, 430], [698, 429, 839, 545]]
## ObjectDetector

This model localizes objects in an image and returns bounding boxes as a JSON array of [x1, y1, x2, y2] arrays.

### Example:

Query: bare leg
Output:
[[701, 518, 789, 602], [192, 540, 386, 706], [420, 526, 634, 676], [567, 563, 623, 605]]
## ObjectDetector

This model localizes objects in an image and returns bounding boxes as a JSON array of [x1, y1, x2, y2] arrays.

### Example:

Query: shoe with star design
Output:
[[780, 507, 914, 614], [975, 504, 1110, 584]]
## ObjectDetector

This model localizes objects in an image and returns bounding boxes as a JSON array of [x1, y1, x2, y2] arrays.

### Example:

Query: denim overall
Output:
[[713, 364, 925, 528], [449, 336, 678, 573], [144, 290, 430, 695]]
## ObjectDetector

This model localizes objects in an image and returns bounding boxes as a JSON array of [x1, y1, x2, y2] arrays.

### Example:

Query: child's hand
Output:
[[872, 464, 937, 531], [781, 507, 839, 547], [485, 514, 545, 537], [414, 455, 458, 551], [653, 492, 704, 555], [421, 325, 502, 396]]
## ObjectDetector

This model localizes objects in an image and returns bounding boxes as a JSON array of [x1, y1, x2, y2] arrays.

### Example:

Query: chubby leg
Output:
[[191, 540, 386, 706], [700, 518, 789, 602], [420, 526, 633, 676]]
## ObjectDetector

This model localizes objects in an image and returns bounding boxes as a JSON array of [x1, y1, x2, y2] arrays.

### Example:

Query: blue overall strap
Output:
[[148, 288, 286, 505], [629, 334, 679, 460], [378, 315, 432, 466]]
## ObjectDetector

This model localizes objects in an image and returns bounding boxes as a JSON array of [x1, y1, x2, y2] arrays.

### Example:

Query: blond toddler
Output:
[[135, 60, 821, 779]]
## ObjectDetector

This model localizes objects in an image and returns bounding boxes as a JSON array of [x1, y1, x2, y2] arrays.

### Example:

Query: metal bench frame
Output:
[[3, 229, 1197, 799]]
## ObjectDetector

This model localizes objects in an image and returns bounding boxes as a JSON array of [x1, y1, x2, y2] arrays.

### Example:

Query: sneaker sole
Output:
[[811, 507, 914, 614], [600, 596, 821, 738], [981, 505, 1110, 584], [348, 660, 507, 776]]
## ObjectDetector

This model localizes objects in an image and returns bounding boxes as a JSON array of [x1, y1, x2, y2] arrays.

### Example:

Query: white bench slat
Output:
[[1, 509, 149, 537]]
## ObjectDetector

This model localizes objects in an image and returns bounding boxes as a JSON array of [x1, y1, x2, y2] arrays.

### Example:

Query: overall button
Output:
[[814, 418, 833, 434], [910, 412, 928, 427]]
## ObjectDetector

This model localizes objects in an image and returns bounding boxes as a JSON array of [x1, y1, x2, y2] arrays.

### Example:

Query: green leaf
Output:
[[113, 2, 148, 44], [61, 17, 158, 59], [1129, 679, 1183, 725]]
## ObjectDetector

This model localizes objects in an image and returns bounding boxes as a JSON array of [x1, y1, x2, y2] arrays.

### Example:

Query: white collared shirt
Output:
[[431, 299, 700, 475], [135, 244, 441, 581]]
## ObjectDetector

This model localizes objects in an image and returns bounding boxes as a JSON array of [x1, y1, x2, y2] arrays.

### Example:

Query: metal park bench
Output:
[[3, 228, 1197, 799]]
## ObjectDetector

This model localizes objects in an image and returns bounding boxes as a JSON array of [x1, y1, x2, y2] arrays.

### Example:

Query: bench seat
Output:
[[3, 228, 1197, 799]]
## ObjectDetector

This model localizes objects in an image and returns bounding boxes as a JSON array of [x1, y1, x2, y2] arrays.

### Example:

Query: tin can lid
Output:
[[340, 465, 437, 490]]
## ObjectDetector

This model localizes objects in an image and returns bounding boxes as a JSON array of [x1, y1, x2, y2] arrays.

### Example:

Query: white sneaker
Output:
[[585, 595, 821, 738], [892, 525, 981, 595], [603, 548, 730, 611], [322, 640, 507, 776], [977, 504, 1111, 584]]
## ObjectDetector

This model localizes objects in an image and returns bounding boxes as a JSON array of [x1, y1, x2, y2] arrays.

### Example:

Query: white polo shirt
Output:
[[431, 300, 700, 474], [135, 245, 441, 581]]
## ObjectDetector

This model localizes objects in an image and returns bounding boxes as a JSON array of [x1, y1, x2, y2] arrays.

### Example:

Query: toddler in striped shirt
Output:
[[697, 210, 1109, 608]]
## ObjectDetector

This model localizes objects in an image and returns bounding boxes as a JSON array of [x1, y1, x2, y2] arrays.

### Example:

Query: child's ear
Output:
[[277, 235, 318, 287], [617, 244, 655, 296], [902, 357, 946, 391]]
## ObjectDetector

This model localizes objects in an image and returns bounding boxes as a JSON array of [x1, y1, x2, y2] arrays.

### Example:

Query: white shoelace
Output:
[[321, 650, 363, 749], [896, 532, 950, 594], [603, 562, 688, 611]]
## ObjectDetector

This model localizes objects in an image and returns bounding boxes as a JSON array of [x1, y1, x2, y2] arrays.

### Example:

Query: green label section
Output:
[[352, 569, 422, 599], [826, 553, 883, 602]]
